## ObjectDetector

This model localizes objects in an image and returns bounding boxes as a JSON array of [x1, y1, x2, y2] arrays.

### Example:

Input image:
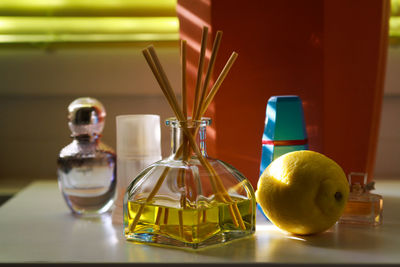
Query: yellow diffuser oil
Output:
[[124, 196, 254, 247]]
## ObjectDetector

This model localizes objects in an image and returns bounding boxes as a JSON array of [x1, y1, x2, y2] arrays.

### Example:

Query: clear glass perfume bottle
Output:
[[123, 118, 256, 249], [339, 172, 383, 226], [57, 97, 116, 216]]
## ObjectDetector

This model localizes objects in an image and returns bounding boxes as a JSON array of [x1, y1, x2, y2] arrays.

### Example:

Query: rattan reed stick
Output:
[[142, 49, 181, 119], [188, 51, 238, 155], [194, 30, 223, 121], [181, 39, 187, 119], [147, 46, 186, 120], [128, 166, 170, 232], [200, 52, 238, 117], [192, 26, 208, 120]]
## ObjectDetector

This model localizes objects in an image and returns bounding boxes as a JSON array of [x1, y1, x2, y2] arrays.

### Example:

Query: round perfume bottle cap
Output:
[[68, 97, 106, 136]]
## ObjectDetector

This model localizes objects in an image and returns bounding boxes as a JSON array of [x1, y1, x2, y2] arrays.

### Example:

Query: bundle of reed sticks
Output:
[[128, 26, 245, 235]]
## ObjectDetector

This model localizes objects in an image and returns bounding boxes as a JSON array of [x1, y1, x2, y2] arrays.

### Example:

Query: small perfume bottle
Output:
[[57, 97, 116, 216], [339, 172, 383, 226]]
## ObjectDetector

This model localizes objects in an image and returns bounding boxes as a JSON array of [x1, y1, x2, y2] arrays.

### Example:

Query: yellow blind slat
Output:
[[0, 0, 177, 17], [0, 17, 178, 34], [0, 0, 178, 44]]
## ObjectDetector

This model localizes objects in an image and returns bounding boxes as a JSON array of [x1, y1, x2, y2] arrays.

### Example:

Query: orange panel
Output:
[[323, 0, 389, 182], [177, 0, 388, 187]]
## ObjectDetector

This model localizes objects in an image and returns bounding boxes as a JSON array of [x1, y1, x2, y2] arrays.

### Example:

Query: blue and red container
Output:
[[260, 95, 309, 176]]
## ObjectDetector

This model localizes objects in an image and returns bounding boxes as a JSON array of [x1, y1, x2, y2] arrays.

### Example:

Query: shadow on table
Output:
[[0, 195, 13, 206], [191, 235, 257, 260], [296, 195, 400, 251], [298, 225, 382, 250]]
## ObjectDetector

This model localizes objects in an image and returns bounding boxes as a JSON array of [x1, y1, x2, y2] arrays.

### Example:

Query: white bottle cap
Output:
[[116, 114, 161, 159]]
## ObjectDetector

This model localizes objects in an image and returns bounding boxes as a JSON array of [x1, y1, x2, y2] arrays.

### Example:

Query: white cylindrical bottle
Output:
[[112, 114, 162, 224]]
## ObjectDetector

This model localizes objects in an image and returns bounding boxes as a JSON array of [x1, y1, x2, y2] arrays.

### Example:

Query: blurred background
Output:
[[0, 0, 399, 203]]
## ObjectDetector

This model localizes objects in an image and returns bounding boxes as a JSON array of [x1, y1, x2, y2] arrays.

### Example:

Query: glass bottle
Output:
[[124, 118, 256, 249], [57, 97, 116, 216], [339, 172, 383, 226]]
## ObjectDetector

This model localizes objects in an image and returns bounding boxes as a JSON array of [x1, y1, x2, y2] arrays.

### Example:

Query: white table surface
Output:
[[1, 179, 400, 264]]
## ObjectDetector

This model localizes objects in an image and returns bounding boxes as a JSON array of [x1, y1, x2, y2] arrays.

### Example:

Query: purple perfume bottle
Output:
[[57, 97, 116, 216]]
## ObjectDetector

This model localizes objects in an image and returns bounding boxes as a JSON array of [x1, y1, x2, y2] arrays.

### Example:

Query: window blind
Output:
[[390, 0, 400, 44], [0, 0, 179, 43]]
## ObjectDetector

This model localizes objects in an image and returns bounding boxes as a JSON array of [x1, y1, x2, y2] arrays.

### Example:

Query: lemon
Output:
[[256, 150, 349, 235]]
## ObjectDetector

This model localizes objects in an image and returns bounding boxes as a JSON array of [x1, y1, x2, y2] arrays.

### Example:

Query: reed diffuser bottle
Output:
[[124, 118, 255, 248], [123, 27, 256, 248]]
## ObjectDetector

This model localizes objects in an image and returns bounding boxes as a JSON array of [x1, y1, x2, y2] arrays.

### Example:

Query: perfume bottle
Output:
[[57, 97, 116, 216], [339, 172, 383, 226]]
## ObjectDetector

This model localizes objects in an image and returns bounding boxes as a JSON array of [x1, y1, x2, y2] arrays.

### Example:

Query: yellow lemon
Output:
[[256, 150, 349, 235]]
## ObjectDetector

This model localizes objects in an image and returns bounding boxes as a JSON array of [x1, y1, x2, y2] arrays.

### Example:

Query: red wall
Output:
[[177, 0, 389, 187]]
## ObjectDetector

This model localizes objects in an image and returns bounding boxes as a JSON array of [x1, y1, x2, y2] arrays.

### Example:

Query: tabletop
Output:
[[1, 179, 400, 264]]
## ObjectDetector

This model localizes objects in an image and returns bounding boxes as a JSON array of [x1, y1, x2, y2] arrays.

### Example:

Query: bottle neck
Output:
[[168, 118, 211, 159], [72, 134, 101, 144], [170, 126, 207, 157]]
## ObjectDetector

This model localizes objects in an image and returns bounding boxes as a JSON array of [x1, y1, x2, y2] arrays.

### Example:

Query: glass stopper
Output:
[[67, 97, 106, 136]]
